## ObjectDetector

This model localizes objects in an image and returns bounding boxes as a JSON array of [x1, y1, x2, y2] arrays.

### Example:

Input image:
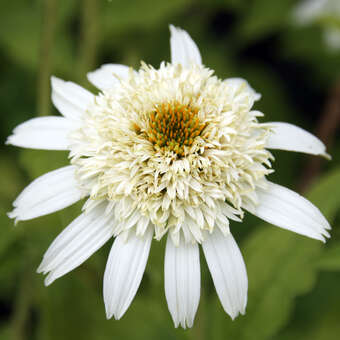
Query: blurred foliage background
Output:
[[1, 0, 340, 339]]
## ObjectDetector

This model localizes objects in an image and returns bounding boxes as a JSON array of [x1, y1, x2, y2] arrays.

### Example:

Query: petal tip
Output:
[[44, 275, 54, 286], [172, 319, 180, 328], [113, 310, 123, 320], [5, 136, 13, 146], [50, 75, 62, 85], [179, 322, 187, 329], [322, 152, 332, 160], [323, 229, 331, 239], [186, 321, 193, 329], [7, 210, 15, 219], [7, 210, 20, 225], [105, 309, 113, 320], [229, 312, 238, 321], [169, 24, 177, 34], [36, 262, 45, 274]]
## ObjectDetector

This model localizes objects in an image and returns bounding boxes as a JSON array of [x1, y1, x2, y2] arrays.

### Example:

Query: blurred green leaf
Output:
[[0, 2, 41, 70], [0, 208, 17, 258], [306, 166, 340, 222], [236, 0, 295, 42], [0, 0, 78, 76], [0, 153, 24, 207], [275, 271, 340, 340], [19, 149, 69, 180], [206, 167, 340, 340], [101, 0, 192, 33], [316, 242, 340, 271]]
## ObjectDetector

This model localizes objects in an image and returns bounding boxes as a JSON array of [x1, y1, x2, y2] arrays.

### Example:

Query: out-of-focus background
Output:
[[1, 0, 340, 339]]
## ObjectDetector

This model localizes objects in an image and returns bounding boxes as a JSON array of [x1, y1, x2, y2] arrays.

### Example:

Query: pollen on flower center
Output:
[[145, 102, 206, 156]]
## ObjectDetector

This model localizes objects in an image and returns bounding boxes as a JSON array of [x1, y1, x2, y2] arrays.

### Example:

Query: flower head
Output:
[[71, 60, 272, 245], [7, 25, 331, 328]]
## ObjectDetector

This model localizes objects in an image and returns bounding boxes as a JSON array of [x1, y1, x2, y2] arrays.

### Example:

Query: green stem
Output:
[[10, 233, 36, 340], [77, 0, 99, 83], [37, 0, 58, 116], [299, 78, 340, 192]]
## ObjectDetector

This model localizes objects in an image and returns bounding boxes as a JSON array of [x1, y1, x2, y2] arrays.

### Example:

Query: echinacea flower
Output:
[[7, 25, 331, 328], [293, 0, 340, 50]]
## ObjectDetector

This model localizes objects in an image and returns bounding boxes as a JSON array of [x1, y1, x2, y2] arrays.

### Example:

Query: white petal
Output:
[[202, 229, 248, 320], [246, 181, 331, 242], [51, 76, 94, 121], [87, 64, 131, 91], [164, 235, 200, 328], [6, 116, 77, 150], [104, 228, 153, 320], [38, 202, 115, 285], [265, 122, 330, 158], [293, 0, 327, 25], [324, 27, 340, 51], [8, 166, 85, 222], [224, 78, 261, 102], [169, 25, 202, 67]]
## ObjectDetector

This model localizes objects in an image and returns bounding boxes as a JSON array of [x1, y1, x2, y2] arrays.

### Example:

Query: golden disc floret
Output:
[[146, 102, 206, 156]]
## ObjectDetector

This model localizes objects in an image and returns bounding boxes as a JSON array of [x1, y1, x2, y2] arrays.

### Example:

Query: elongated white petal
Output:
[[164, 235, 200, 328], [266, 122, 330, 158], [202, 229, 248, 320], [6, 116, 77, 150], [169, 25, 202, 66], [104, 228, 153, 320], [8, 166, 85, 222], [38, 202, 115, 285], [51, 76, 94, 120], [87, 64, 131, 91], [246, 181, 331, 242]]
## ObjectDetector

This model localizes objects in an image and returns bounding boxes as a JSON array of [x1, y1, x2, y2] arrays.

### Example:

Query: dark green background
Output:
[[1, 1, 340, 339]]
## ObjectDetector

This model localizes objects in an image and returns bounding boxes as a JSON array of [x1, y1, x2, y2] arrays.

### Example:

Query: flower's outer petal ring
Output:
[[169, 25, 202, 67], [104, 227, 153, 320], [202, 229, 248, 320], [51, 76, 94, 121], [37, 202, 115, 285], [246, 181, 331, 242], [164, 235, 200, 328], [6, 116, 76, 150], [8, 166, 86, 223], [87, 64, 131, 91], [265, 122, 330, 159]]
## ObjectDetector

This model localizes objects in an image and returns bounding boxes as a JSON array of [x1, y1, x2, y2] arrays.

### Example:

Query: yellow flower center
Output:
[[146, 102, 206, 156]]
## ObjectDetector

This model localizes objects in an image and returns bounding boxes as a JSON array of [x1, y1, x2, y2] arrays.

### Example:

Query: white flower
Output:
[[7, 25, 331, 328], [293, 0, 340, 50]]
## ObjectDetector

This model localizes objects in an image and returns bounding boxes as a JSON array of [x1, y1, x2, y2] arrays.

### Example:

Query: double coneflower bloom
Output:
[[7, 25, 331, 328]]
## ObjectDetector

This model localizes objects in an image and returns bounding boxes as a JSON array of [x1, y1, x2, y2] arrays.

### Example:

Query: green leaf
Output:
[[316, 242, 340, 271], [236, 0, 296, 43], [19, 149, 69, 180], [101, 0, 192, 33], [206, 167, 340, 340], [0, 2, 41, 70], [275, 271, 340, 340], [306, 166, 340, 222], [0, 154, 24, 207]]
